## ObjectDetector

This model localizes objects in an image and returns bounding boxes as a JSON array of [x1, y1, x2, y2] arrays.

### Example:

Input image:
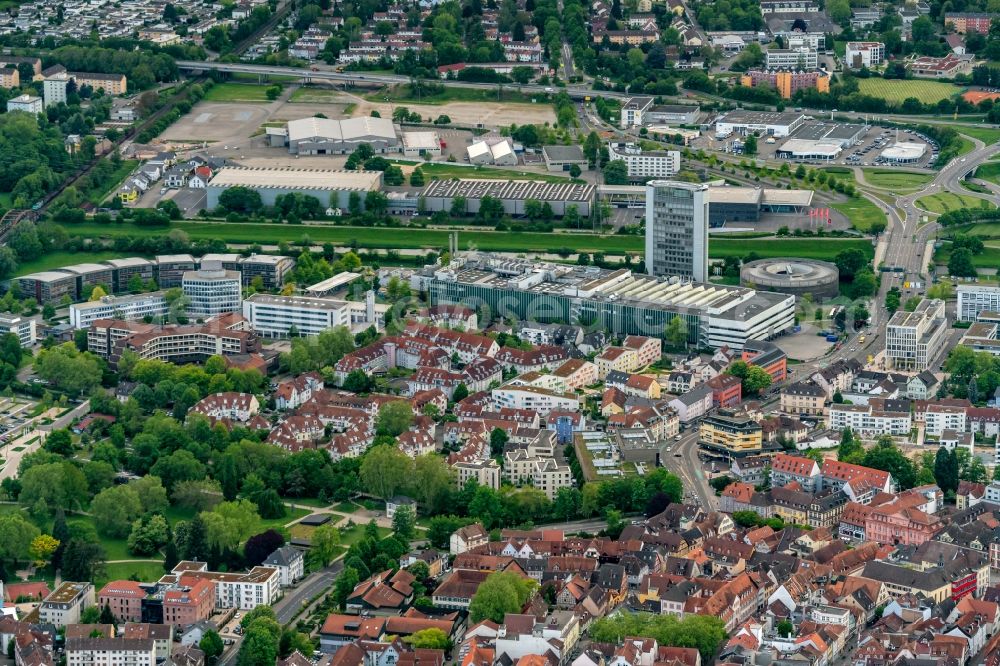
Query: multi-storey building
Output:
[[645, 181, 709, 282], [170, 562, 279, 611], [39, 582, 95, 627], [155, 255, 198, 288], [698, 410, 763, 458], [243, 293, 379, 338], [957, 284, 1000, 321], [770, 453, 822, 492], [780, 382, 826, 415], [844, 42, 885, 68], [453, 458, 501, 490], [607, 143, 681, 179], [104, 258, 154, 292], [263, 547, 304, 587], [765, 47, 819, 69], [238, 254, 294, 289], [491, 385, 580, 416], [945, 12, 992, 33], [65, 637, 154, 666], [739, 70, 830, 98], [88, 314, 259, 368], [98, 580, 146, 623], [503, 435, 574, 499], [69, 293, 170, 329], [885, 299, 947, 370], [181, 266, 242, 318], [70, 72, 127, 94], [6, 93, 41, 114], [162, 576, 215, 627], [43, 72, 69, 107], [0, 315, 36, 347], [427, 253, 794, 351], [828, 399, 912, 437]]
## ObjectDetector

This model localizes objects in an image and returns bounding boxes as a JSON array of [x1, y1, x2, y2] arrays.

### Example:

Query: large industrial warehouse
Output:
[[206, 167, 383, 209], [270, 116, 400, 155], [420, 179, 596, 217], [427, 252, 796, 350]]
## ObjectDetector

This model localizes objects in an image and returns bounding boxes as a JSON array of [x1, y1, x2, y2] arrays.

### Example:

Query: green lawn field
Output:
[[14, 251, 133, 277], [203, 83, 276, 102], [857, 78, 962, 103], [830, 196, 887, 232], [99, 561, 166, 586], [947, 222, 1000, 238], [975, 161, 1000, 185], [945, 125, 1000, 144], [861, 169, 932, 191], [62, 221, 873, 260], [916, 192, 996, 214]]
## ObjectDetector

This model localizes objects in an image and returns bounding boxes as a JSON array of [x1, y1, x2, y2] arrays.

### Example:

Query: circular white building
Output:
[[741, 258, 840, 298], [880, 142, 926, 164]]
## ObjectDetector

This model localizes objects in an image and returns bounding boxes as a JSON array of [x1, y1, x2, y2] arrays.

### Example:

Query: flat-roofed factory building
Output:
[[427, 252, 795, 351], [273, 116, 401, 155], [206, 167, 383, 210], [420, 179, 595, 217]]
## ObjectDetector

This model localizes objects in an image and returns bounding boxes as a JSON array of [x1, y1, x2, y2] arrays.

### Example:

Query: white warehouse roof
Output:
[[286, 116, 398, 142]]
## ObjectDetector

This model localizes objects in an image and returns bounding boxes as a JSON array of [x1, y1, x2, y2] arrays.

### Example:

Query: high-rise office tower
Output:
[[644, 181, 709, 281]]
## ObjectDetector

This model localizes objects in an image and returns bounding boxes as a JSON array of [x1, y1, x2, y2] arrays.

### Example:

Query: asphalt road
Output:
[[274, 561, 345, 625], [661, 430, 717, 511]]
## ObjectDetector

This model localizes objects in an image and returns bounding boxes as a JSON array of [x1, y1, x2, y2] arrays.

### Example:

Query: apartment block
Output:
[[65, 637, 154, 666], [0, 315, 36, 347], [698, 410, 763, 458], [40, 582, 95, 627], [607, 142, 681, 179], [162, 577, 215, 627], [828, 399, 912, 437], [170, 562, 279, 610]]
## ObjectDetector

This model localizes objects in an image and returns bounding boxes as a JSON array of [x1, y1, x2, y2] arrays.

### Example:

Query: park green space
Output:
[[946, 222, 1000, 239], [857, 78, 961, 103], [391, 161, 578, 184], [975, 162, 1000, 185], [99, 561, 167, 586], [830, 196, 887, 232], [61, 221, 873, 259], [370, 83, 541, 105], [203, 83, 275, 103], [946, 125, 1000, 144], [939, 243, 1000, 268], [916, 192, 996, 214], [13, 251, 132, 276], [861, 169, 932, 191], [339, 522, 391, 546]]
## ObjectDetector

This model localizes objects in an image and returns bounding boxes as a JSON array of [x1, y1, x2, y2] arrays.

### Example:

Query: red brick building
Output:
[[163, 577, 215, 627], [98, 580, 145, 623]]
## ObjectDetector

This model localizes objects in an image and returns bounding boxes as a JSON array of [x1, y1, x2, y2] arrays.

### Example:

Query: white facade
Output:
[[845, 42, 885, 68], [262, 546, 305, 587], [66, 639, 155, 666], [607, 143, 681, 179], [243, 294, 353, 337], [645, 181, 709, 282], [208, 567, 280, 610], [958, 284, 1000, 322], [0, 315, 36, 347], [884, 299, 947, 371], [828, 404, 912, 437], [39, 582, 95, 627], [765, 47, 819, 69], [69, 292, 170, 329], [182, 267, 242, 318], [6, 94, 42, 114], [43, 74, 69, 107], [924, 407, 968, 437], [491, 385, 580, 416], [707, 293, 796, 350]]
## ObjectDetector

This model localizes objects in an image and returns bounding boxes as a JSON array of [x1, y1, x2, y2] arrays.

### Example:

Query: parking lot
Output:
[[695, 122, 936, 168]]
